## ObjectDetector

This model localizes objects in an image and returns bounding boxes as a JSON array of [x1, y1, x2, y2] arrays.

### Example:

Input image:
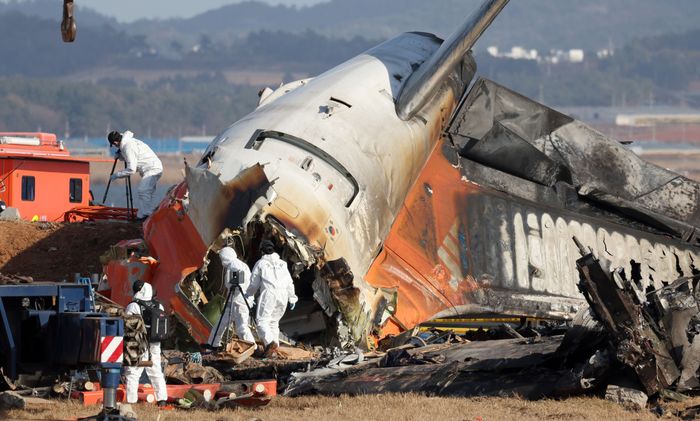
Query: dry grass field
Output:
[[4, 394, 683, 421]]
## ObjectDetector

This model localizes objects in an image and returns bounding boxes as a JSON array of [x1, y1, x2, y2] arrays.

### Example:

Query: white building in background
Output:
[[486, 46, 538, 60], [487, 46, 586, 64], [568, 49, 584, 63], [544, 49, 585, 64]]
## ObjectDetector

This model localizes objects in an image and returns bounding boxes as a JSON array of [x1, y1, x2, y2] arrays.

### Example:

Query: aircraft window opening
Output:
[[245, 129, 359, 207], [198, 135, 228, 166]]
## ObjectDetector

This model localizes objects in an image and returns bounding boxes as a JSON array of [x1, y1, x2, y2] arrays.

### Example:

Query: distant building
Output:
[[568, 49, 584, 63], [486, 45, 538, 60], [616, 114, 700, 127], [488, 46, 587, 64]]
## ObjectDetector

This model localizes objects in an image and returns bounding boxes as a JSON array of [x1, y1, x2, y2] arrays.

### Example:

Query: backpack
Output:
[[134, 299, 171, 342]]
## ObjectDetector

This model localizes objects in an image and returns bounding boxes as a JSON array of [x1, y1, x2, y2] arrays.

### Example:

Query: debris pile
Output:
[[282, 239, 700, 412], [0, 273, 32, 285]]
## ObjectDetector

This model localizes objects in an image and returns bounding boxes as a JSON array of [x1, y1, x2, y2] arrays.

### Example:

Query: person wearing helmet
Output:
[[124, 280, 168, 406], [248, 240, 297, 357], [107, 130, 163, 220], [207, 246, 255, 349]]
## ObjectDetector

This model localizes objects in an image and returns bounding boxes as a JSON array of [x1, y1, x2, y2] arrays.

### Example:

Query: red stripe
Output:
[[101, 336, 114, 353], [107, 338, 124, 363]]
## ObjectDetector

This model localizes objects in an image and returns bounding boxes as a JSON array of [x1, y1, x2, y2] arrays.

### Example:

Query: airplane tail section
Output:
[[395, 0, 509, 121]]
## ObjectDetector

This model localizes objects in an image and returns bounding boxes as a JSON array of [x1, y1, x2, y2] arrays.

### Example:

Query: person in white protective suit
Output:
[[107, 130, 163, 219], [249, 240, 298, 357], [124, 281, 168, 406], [207, 246, 256, 348]]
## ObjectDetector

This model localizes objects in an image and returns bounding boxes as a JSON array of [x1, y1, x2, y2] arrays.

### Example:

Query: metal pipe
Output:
[[100, 366, 121, 410], [103, 387, 116, 409], [395, 0, 509, 121]]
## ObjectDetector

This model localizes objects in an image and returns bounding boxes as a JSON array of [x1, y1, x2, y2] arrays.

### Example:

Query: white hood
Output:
[[219, 246, 237, 267], [134, 282, 153, 301], [121, 130, 135, 141]]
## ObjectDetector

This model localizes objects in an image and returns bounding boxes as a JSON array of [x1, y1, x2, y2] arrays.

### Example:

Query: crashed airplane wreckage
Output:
[[284, 242, 700, 403], [102, 0, 700, 355]]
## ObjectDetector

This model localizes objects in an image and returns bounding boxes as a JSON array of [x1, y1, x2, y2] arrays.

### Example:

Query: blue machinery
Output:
[[0, 283, 131, 420]]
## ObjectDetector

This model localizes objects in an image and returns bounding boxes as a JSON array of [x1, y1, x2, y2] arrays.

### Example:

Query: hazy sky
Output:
[[83, 0, 326, 22]]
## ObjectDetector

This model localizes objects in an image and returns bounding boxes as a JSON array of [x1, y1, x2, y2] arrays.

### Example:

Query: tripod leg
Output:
[[127, 176, 134, 220], [236, 284, 260, 336], [209, 287, 236, 347], [101, 157, 118, 204]]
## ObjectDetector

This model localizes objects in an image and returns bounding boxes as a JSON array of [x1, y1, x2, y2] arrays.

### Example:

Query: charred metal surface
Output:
[[285, 336, 594, 399], [449, 78, 700, 244], [574, 240, 680, 394], [650, 275, 700, 391], [461, 121, 571, 187], [186, 163, 272, 246]]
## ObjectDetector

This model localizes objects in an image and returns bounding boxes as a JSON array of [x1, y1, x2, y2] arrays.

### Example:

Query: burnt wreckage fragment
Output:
[[574, 237, 700, 396]]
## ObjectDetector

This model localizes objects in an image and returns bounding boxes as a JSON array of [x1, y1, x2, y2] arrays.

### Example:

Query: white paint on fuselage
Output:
[[195, 33, 460, 284]]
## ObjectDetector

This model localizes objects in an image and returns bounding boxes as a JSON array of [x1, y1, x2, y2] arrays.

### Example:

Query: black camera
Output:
[[228, 269, 241, 287]]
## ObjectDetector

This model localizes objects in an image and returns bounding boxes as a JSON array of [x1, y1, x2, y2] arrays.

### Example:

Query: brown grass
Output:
[[3, 394, 669, 421]]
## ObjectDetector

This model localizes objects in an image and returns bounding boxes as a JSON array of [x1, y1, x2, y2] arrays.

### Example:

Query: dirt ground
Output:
[[0, 220, 142, 281], [3, 394, 681, 421]]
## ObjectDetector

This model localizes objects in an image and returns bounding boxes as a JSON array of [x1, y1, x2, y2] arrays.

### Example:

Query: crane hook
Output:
[[61, 0, 76, 42]]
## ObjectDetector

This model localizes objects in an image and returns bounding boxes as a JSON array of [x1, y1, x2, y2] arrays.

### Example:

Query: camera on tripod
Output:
[[228, 269, 242, 287]]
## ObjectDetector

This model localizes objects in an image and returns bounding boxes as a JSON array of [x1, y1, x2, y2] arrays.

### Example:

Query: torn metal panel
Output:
[[448, 78, 700, 243], [648, 275, 700, 391], [185, 163, 272, 247], [286, 336, 592, 399], [460, 121, 571, 187], [574, 243, 680, 394], [401, 336, 562, 369]]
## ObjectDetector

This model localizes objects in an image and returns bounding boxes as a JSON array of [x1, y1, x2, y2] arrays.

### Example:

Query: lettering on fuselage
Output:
[[439, 194, 700, 299]]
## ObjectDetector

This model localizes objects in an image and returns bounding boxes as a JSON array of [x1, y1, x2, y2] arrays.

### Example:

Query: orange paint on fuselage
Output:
[[365, 138, 482, 337]]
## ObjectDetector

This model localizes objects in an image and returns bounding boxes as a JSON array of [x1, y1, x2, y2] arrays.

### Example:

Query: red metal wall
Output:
[[0, 157, 89, 221]]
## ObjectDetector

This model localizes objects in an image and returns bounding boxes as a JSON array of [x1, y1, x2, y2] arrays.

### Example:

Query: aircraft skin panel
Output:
[[188, 32, 470, 281], [366, 138, 700, 339]]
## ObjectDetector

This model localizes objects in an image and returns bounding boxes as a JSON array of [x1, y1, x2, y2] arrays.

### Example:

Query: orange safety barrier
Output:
[[74, 381, 276, 407], [71, 390, 103, 406], [156, 384, 220, 402], [138, 392, 156, 403]]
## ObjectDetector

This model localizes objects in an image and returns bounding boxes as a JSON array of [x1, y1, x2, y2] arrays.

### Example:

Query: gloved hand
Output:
[[288, 302, 296, 311], [110, 146, 121, 158]]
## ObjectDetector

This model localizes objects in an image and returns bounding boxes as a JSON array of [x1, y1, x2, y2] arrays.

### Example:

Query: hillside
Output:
[[126, 0, 700, 52], [6, 0, 700, 53], [0, 12, 145, 77], [0, 1, 697, 138]]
